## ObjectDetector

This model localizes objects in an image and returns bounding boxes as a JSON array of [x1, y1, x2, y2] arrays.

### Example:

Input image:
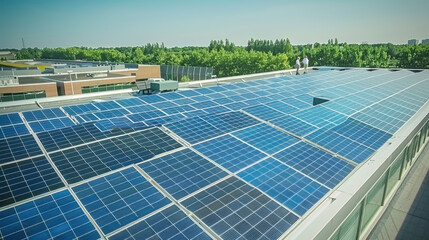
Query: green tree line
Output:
[[7, 39, 429, 77]]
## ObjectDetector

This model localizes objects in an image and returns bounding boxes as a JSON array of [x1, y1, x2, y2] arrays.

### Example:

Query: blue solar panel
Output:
[[171, 98, 196, 106], [139, 148, 228, 200], [49, 128, 182, 184], [274, 142, 355, 188], [212, 97, 234, 105], [270, 115, 318, 137], [190, 95, 212, 102], [193, 135, 267, 173], [266, 100, 300, 114], [94, 117, 146, 131], [160, 92, 186, 100], [0, 124, 29, 139], [0, 135, 43, 164], [75, 113, 99, 123], [92, 101, 122, 110], [232, 124, 299, 154], [182, 110, 209, 118], [0, 156, 65, 208], [73, 167, 171, 234], [93, 108, 129, 119], [306, 129, 375, 164], [292, 105, 347, 128], [115, 97, 145, 107], [238, 158, 329, 216], [139, 95, 167, 104], [190, 100, 218, 109], [282, 98, 312, 110], [206, 92, 227, 99], [127, 110, 166, 122], [22, 108, 66, 122], [0, 113, 22, 126], [224, 101, 249, 110], [200, 111, 260, 133], [181, 176, 299, 239], [144, 114, 185, 127], [243, 104, 285, 121], [28, 117, 75, 133], [151, 101, 179, 110], [193, 87, 215, 94], [63, 103, 98, 116], [125, 104, 157, 113], [177, 90, 201, 98], [330, 118, 392, 150], [202, 105, 231, 115], [162, 105, 196, 115], [0, 190, 100, 240], [110, 205, 212, 240], [164, 117, 225, 144]]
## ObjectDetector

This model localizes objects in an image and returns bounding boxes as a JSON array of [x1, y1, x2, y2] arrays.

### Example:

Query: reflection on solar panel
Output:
[[22, 108, 66, 122], [164, 117, 225, 144], [0, 113, 22, 126], [110, 205, 212, 240], [73, 167, 171, 234], [0, 134, 42, 164], [265, 101, 299, 114], [63, 103, 99, 116], [28, 117, 75, 133], [193, 135, 267, 173], [238, 158, 329, 216], [270, 115, 318, 137], [292, 106, 347, 128], [242, 105, 285, 121], [139, 148, 228, 200], [0, 190, 100, 240], [49, 128, 182, 184], [0, 124, 29, 139], [232, 124, 299, 154], [201, 111, 260, 133], [181, 176, 299, 239], [0, 156, 65, 208], [274, 142, 355, 188]]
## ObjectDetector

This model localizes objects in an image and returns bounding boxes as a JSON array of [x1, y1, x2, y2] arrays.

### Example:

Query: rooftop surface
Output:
[[0, 68, 428, 239]]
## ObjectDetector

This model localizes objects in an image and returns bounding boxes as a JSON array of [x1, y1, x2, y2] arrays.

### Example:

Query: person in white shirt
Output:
[[295, 57, 301, 75], [303, 56, 309, 74]]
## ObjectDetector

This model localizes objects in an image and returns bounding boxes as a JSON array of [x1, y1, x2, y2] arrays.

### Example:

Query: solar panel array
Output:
[[1, 68, 429, 239]]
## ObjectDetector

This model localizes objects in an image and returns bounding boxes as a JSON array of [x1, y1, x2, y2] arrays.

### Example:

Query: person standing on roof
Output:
[[303, 56, 309, 74], [295, 57, 301, 75]]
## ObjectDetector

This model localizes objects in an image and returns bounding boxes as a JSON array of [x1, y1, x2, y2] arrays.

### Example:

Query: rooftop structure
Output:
[[408, 39, 419, 45], [0, 68, 428, 239]]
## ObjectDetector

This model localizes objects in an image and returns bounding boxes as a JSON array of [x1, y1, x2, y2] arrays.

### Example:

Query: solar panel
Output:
[[177, 90, 201, 98], [151, 101, 179, 110], [193, 135, 267, 173], [199, 111, 260, 133], [274, 141, 355, 188], [190, 95, 212, 102], [139, 148, 228, 200], [75, 113, 99, 123], [224, 101, 249, 110], [0, 156, 65, 208], [270, 115, 318, 137], [28, 117, 75, 133], [0, 113, 22, 126], [62, 103, 99, 116], [162, 105, 196, 115], [144, 114, 185, 127], [94, 117, 147, 131], [243, 104, 285, 121], [265, 100, 300, 114], [49, 128, 182, 184], [181, 176, 299, 239], [0, 134, 43, 164], [127, 110, 166, 122], [92, 101, 122, 110], [212, 97, 234, 105], [193, 87, 215, 95], [305, 129, 375, 164], [22, 108, 66, 122], [139, 94, 167, 104], [164, 117, 225, 144], [93, 108, 129, 119], [182, 110, 209, 118], [160, 92, 186, 100], [281, 98, 312, 110], [190, 100, 218, 110], [206, 92, 227, 99], [0, 124, 29, 139], [125, 104, 157, 114], [73, 167, 171, 234], [292, 105, 347, 128], [171, 98, 196, 106], [203, 105, 231, 115], [110, 205, 212, 240], [232, 124, 299, 154], [0, 190, 100, 240], [238, 157, 329, 216], [115, 97, 145, 107]]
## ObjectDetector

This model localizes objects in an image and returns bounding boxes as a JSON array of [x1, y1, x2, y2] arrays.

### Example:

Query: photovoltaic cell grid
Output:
[[0, 156, 65, 208], [193, 134, 267, 173], [0, 190, 100, 240], [73, 167, 171, 234], [292, 105, 348, 128], [181, 176, 299, 239], [22, 108, 66, 122], [0, 134, 43, 164], [0, 113, 22, 126], [139, 148, 228, 200], [242, 104, 285, 121], [110, 205, 212, 240], [63, 103, 99, 116], [232, 124, 299, 155], [28, 117, 75, 133], [274, 141, 355, 188], [270, 115, 318, 137], [238, 158, 329, 216], [49, 128, 182, 184], [0, 124, 29, 139]]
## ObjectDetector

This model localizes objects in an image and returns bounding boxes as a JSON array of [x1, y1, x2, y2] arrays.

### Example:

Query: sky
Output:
[[1, 0, 429, 49]]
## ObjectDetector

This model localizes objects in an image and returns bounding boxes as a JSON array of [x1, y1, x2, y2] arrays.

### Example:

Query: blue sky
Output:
[[1, 0, 429, 48]]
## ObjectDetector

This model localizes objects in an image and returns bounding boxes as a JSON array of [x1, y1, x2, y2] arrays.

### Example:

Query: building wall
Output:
[[115, 65, 161, 80], [61, 76, 136, 95], [0, 83, 58, 97]]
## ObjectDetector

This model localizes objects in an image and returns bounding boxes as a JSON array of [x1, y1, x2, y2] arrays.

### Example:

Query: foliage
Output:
[[7, 39, 429, 78]]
